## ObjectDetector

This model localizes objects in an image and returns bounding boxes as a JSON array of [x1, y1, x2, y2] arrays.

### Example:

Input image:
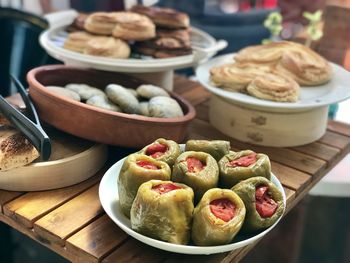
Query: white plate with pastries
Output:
[[196, 52, 350, 112], [99, 146, 286, 255], [40, 10, 227, 73]]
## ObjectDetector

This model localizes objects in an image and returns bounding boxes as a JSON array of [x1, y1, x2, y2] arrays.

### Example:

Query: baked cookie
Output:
[[130, 5, 190, 29], [247, 72, 300, 102], [111, 12, 155, 41], [84, 36, 130, 58]]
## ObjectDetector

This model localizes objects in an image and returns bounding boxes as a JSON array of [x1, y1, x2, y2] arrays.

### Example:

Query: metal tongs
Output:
[[0, 75, 51, 160]]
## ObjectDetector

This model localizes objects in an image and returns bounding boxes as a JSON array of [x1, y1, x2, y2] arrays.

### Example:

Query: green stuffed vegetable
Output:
[[232, 176, 284, 232], [118, 153, 171, 217], [185, 140, 230, 161], [219, 150, 271, 188], [172, 151, 219, 202], [130, 180, 194, 245], [191, 188, 246, 246], [139, 138, 181, 167]]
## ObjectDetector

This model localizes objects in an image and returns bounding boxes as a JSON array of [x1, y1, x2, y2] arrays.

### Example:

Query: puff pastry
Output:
[[276, 46, 332, 86], [111, 12, 155, 41], [63, 31, 95, 53], [234, 41, 332, 86], [234, 41, 295, 65], [84, 36, 130, 58], [210, 63, 272, 92], [84, 12, 119, 35], [247, 72, 300, 102], [130, 5, 189, 29]]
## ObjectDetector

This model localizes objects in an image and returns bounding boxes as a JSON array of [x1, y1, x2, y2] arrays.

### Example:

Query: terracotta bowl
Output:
[[27, 65, 196, 148]]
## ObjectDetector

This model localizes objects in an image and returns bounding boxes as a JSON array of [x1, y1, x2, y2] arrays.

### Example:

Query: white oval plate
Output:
[[195, 53, 350, 112], [99, 150, 286, 255], [40, 16, 224, 73]]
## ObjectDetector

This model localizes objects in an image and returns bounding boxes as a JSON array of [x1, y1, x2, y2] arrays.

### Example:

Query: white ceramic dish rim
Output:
[[195, 53, 350, 112], [99, 147, 286, 255]]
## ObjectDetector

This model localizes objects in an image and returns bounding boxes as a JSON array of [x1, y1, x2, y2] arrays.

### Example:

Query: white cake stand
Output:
[[195, 53, 350, 147], [41, 10, 227, 90]]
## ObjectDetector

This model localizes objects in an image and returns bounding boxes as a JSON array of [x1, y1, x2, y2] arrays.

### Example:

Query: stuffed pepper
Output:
[[191, 188, 246, 246], [118, 153, 171, 217], [219, 150, 271, 188], [130, 180, 194, 245], [139, 138, 181, 167], [232, 176, 284, 232], [172, 151, 219, 202], [185, 140, 231, 161]]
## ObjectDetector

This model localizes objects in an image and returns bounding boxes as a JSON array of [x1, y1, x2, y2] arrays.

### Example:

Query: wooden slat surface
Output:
[[1, 75, 350, 263], [66, 214, 128, 263], [318, 130, 350, 149], [0, 191, 24, 213], [3, 173, 102, 228], [34, 184, 103, 247], [102, 238, 165, 263], [328, 120, 350, 136], [290, 142, 340, 163]]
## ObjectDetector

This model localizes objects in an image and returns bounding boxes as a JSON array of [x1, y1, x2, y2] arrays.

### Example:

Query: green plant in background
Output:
[[303, 10, 323, 47], [262, 12, 283, 44]]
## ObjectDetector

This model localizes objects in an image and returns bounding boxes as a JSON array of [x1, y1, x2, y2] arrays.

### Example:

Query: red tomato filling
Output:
[[255, 185, 278, 218], [229, 152, 257, 167], [210, 198, 236, 222], [145, 143, 168, 158], [152, 183, 182, 194], [136, 160, 159, 170], [186, 157, 205, 173]]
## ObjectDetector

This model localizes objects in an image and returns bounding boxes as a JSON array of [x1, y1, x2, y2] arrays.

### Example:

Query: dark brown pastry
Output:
[[66, 13, 88, 32], [130, 5, 190, 29], [135, 28, 192, 58]]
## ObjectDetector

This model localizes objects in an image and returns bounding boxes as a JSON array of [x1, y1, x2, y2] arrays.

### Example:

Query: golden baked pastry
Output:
[[235, 41, 295, 65], [84, 36, 130, 58], [111, 12, 155, 41], [210, 63, 272, 92], [234, 41, 332, 86], [276, 45, 332, 86], [247, 72, 300, 102], [63, 31, 95, 53], [84, 12, 119, 35], [130, 5, 190, 29]]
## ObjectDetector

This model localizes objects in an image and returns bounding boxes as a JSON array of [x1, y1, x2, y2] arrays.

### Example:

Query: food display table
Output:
[[1, 76, 350, 263]]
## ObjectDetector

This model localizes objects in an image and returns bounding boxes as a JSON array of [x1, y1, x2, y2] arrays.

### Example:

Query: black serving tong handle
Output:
[[0, 76, 51, 160]]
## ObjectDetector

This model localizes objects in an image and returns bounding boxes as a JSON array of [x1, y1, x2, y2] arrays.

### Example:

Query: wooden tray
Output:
[[0, 129, 108, 191]]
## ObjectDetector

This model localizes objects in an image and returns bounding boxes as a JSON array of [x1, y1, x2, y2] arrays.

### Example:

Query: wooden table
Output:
[[1, 76, 350, 263]]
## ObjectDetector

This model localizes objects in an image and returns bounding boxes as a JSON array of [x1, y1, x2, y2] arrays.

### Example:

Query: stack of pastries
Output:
[[130, 5, 192, 58], [63, 5, 191, 59], [117, 138, 284, 246], [210, 41, 332, 102]]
